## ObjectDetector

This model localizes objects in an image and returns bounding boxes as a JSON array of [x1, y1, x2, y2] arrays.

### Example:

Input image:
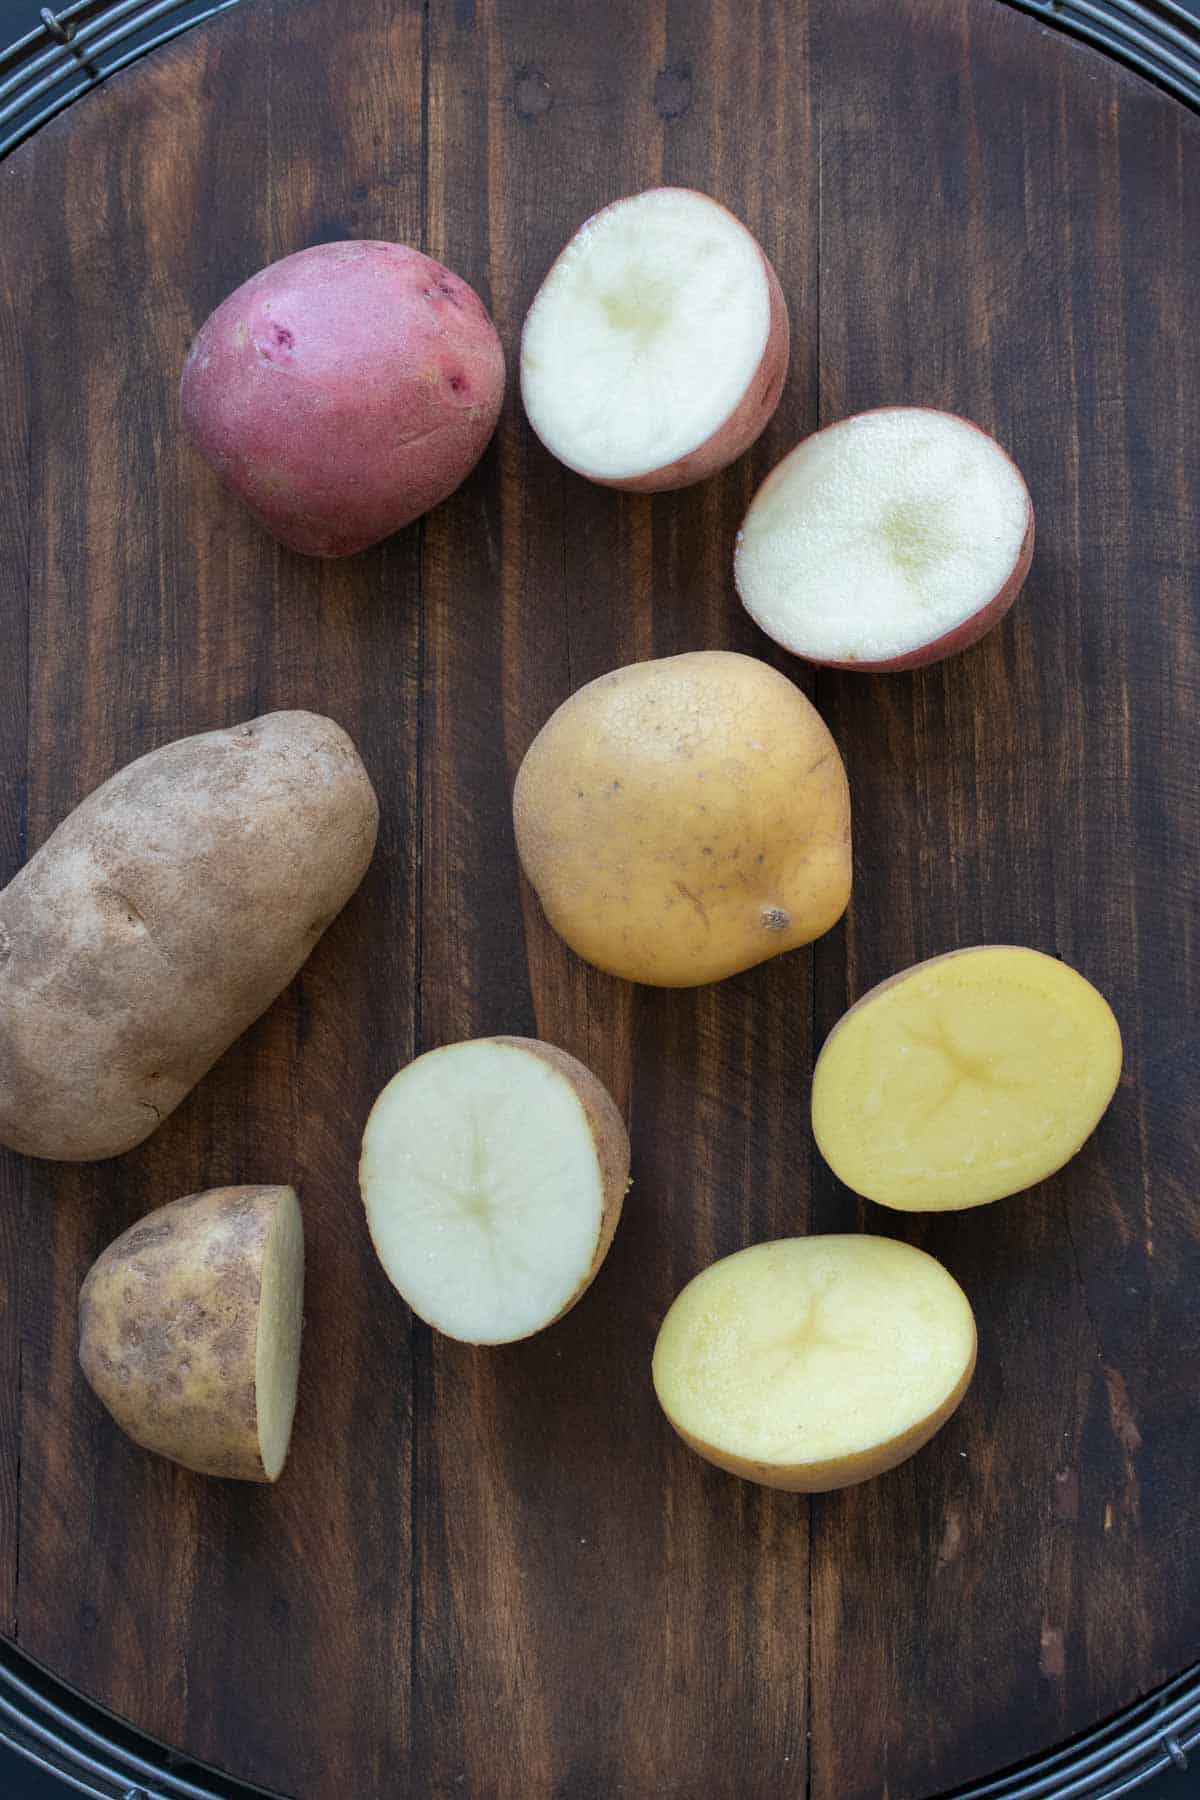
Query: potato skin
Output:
[[513, 651, 852, 987], [79, 1185, 294, 1481], [0, 711, 378, 1161], [181, 241, 506, 557]]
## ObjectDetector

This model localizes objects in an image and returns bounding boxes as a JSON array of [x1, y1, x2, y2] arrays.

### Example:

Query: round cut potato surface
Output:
[[812, 946, 1122, 1210], [653, 1235, 977, 1491], [360, 1038, 629, 1345]]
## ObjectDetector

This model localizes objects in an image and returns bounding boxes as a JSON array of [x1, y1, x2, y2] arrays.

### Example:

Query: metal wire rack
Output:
[[0, 0, 1198, 1795], [0, 0, 1198, 159], [1008, 0, 1200, 105], [1, 1628, 1198, 1800], [0, 0, 241, 157]]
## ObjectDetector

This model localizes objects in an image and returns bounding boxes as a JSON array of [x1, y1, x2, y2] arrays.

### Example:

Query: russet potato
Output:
[[0, 710, 378, 1162]]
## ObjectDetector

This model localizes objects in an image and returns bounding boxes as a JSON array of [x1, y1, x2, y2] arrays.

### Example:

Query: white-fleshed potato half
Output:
[[0, 711, 379, 1162], [360, 1037, 630, 1345], [520, 187, 789, 492], [735, 407, 1035, 670], [653, 1236, 977, 1492], [78, 1185, 305, 1483], [811, 946, 1123, 1211]]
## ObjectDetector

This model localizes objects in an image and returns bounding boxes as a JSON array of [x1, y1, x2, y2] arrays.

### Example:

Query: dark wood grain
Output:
[[0, 1, 1197, 1796], [0, 146, 31, 1642], [808, 6, 1200, 1795]]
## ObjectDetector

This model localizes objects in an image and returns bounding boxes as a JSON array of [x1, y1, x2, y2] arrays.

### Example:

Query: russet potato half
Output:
[[79, 1184, 305, 1483]]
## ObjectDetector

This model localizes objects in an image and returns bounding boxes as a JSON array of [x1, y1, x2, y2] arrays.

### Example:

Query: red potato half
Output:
[[735, 407, 1035, 670], [520, 188, 789, 492], [181, 241, 506, 557]]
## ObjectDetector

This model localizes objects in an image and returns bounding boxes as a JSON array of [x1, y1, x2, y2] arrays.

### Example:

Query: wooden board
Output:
[[0, 1, 1197, 1794]]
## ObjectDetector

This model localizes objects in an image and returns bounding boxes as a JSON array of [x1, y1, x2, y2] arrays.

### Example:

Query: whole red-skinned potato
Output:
[[181, 241, 506, 557]]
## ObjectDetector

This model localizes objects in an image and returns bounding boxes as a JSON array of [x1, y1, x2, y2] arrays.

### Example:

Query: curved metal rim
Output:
[[0, 1636, 270, 1797], [0, 0, 244, 157], [0, 0, 1198, 1794], [0, 0, 1196, 161], [1005, 0, 1200, 108], [1, 1635, 1198, 1800]]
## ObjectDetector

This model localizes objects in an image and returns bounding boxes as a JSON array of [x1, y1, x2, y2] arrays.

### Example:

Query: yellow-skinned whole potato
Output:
[[513, 651, 851, 987]]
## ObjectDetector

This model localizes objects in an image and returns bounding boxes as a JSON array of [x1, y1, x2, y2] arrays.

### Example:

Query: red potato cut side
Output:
[[520, 188, 789, 493], [735, 407, 1035, 670]]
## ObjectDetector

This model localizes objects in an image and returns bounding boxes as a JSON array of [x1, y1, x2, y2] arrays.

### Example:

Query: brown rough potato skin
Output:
[[0, 712, 378, 1162], [491, 1037, 631, 1318], [78, 1185, 292, 1481]]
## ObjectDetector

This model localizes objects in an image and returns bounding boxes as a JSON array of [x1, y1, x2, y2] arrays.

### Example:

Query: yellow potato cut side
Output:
[[653, 1236, 976, 1492], [812, 946, 1122, 1212], [255, 1187, 306, 1482], [360, 1038, 629, 1345]]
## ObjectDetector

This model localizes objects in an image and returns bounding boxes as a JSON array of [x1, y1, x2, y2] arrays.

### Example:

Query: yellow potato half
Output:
[[653, 1236, 976, 1492], [513, 651, 851, 987], [812, 946, 1123, 1211]]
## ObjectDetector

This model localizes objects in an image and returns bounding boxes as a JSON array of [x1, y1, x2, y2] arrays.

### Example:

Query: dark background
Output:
[[0, 0, 1196, 1795]]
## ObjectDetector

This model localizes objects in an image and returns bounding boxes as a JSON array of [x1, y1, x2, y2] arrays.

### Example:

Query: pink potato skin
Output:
[[181, 241, 506, 558], [522, 189, 789, 495], [736, 407, 1035, 672]]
